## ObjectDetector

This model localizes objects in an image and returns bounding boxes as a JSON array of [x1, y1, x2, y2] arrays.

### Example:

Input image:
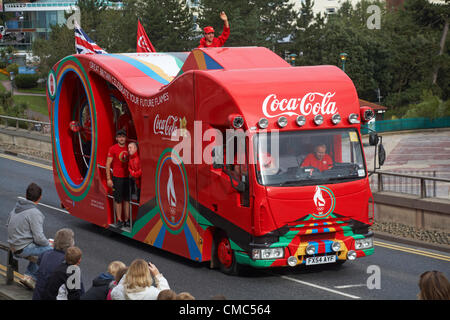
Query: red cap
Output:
[[203, 26, 215, 34]]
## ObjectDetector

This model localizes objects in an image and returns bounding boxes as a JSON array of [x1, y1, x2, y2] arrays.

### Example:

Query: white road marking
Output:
[[334, 284, 367, 289], [278, 275, 361, 299], [18, 196, 69, 214]]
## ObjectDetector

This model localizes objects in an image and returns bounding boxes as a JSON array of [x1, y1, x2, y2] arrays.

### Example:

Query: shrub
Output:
[[6, 63, 19, 76], [0, 91, 13, 110], [403, 90, 450, 120], [14, 74, 39, 89]]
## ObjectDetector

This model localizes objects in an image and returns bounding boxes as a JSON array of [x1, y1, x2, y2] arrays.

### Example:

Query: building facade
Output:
[[1, 0, 122, 49]]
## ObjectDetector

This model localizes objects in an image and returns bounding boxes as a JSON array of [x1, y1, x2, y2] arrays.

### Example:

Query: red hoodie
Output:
[[128, 152, 141, 188], [198, 26, 230, 48]]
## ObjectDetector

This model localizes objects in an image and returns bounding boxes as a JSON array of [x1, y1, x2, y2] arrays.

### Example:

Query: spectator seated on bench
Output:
[[6, 183, 53, 289]]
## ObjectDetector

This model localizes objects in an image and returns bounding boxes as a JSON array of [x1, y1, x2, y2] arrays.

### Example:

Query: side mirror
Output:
[[370, 133, 384, 173], [369, 133, 379, 146], [378, 143, 386, 166]]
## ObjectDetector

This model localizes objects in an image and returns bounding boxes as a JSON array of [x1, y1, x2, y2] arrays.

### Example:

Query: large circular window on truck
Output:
[[54, 70, 92, 189]]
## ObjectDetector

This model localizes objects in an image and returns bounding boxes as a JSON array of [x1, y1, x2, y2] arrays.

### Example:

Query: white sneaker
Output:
[[19, 275, 36, 290]]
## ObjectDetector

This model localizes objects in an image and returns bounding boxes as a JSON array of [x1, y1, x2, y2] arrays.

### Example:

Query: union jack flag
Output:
[[74, 22, 108, 54]]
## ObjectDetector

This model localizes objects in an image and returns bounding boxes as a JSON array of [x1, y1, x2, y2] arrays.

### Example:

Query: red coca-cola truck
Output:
[[47, 47, 380, 274]]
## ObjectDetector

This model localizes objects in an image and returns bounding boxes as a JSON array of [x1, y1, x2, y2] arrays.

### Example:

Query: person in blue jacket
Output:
[[32, 228, 75, 300], [81, 261, 126, 300]]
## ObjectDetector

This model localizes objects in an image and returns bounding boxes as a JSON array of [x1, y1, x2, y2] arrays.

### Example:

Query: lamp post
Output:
[[10, 72, 15, 95], [289, 53, 297, 66], [340, 52, 348, 72]]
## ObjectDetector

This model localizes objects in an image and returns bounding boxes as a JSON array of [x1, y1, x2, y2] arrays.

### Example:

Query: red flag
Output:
[[137, 20, 156, 53]]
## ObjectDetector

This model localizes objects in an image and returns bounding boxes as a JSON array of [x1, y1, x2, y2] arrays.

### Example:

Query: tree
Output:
[[296, 0, 315, 30], [405, 0, 449, 86], [403, 90, 450, 119], [290, 0, 448, 111], [32, 23, 74, 75], [197, 0, 296, 49], [95, 3, 136, 52], [138, 0, 196, 51]]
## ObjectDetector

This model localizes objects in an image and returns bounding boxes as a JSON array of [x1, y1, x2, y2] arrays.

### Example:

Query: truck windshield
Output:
[[254, 129, 366, 187]]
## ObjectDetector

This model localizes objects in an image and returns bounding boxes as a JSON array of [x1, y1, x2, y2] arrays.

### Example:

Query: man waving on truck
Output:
[[198, 11, 230, 48]]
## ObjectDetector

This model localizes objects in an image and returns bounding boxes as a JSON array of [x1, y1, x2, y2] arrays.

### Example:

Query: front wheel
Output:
[[216, 235, 241, 275]]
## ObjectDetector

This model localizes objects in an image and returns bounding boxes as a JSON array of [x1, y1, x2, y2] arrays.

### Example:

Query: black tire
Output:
[[215, 233, 241, 275]]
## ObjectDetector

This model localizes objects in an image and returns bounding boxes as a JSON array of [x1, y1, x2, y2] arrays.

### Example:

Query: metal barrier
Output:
[[361, 116, 450, 134], [0, 242, 18, 285], [0, 115, 50, 135], [369, 170, 450, 199]]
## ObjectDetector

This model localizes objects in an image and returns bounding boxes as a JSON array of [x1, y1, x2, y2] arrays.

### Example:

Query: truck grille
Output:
[[288, 218, 351, 236]]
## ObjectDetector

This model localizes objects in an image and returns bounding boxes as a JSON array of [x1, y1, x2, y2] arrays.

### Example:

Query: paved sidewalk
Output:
[[363, 128, 450, 175], [363, 128, 450, 198]]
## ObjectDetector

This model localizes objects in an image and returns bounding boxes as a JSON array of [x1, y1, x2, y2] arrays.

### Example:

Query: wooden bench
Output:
[[0, 242, 18, 285], [0, 242, 38, 285]]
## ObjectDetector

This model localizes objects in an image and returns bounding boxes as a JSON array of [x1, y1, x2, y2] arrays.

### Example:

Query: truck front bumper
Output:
[[236, 231, 374, 268]]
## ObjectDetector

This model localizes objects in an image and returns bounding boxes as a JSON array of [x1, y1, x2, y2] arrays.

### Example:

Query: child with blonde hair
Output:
[[81, 260, 126, 300], [111, 259, 170, 300]]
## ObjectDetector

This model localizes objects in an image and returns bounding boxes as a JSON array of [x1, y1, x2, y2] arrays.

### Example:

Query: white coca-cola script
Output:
[[154, 114, 179, 137], [262, 92, 337, 118]]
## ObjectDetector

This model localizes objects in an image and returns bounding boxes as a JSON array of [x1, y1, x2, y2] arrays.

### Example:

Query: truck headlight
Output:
[[331, 113, 341, 125], [348, 113, 360, 124], [252, 247, 284, 260], [296, 115, 306, 127], [347, 250, 357, 260], [277, 116, 288, 128], [306, 244, 316, 255], [314, 114, 324, 126], [258, 117, 269, 129], [331, 241, 341, 252], [355, 237, 373, 250]]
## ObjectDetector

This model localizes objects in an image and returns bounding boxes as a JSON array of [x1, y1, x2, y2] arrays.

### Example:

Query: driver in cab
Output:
[[301, 144, 333, 172]]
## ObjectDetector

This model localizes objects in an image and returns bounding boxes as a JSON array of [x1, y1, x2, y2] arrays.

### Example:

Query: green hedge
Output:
[[6, 63, 19, 76], [14, 74, 39, 89]]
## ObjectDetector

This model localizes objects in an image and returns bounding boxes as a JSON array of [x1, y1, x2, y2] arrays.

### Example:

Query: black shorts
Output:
[[112, 176, 130, 203]]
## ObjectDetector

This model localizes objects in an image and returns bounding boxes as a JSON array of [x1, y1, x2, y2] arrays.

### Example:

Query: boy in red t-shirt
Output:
[[128, 142, 141, 202], [106, 130, 130, 228], [301, 144, 333, 172]]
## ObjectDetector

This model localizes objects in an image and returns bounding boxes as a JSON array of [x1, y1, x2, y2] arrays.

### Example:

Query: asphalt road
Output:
[[0, 153, 449, 300]]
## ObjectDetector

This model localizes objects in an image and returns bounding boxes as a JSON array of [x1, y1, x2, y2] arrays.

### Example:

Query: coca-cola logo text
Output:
[[262, 92, 337, 118], [154, 114, 179, 137]]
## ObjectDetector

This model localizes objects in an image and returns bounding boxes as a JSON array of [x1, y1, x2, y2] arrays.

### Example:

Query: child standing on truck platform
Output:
[[128, 142, 141, 202]]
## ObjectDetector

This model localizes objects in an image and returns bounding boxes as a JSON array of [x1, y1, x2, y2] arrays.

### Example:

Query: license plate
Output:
[[305, 255, 337, 266]]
